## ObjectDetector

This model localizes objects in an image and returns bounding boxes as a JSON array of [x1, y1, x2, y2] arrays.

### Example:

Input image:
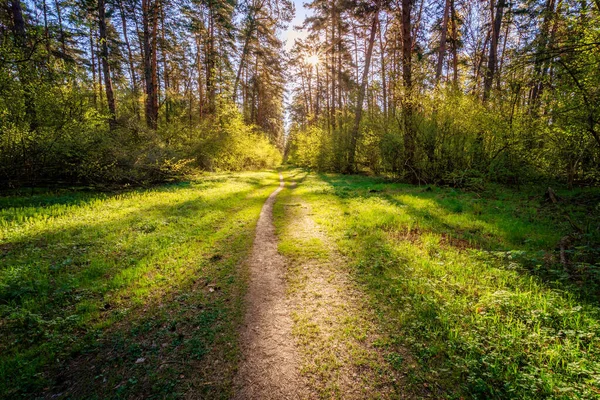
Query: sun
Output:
[[304, 54, 320, 66]]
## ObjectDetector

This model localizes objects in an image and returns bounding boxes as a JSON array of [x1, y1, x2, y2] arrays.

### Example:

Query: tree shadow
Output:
[[0, 174, 274, 398], [318, 173, 600, 302], [308, 172, 600, 397]]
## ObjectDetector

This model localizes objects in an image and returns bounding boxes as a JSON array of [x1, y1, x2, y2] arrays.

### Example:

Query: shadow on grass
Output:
[[318, 173, 600, 302], [0, 173, 276, 399], [304, 172, 600, 398]]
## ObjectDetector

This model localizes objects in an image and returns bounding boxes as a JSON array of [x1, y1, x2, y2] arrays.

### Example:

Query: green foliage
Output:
[[191, 102, 282, 171], [286, 125, 335, 170], [0, 82, 281, 187], [286, 87, 600, 187]]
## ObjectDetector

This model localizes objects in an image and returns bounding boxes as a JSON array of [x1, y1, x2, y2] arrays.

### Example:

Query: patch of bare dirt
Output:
[[233, 173, 309, 399]]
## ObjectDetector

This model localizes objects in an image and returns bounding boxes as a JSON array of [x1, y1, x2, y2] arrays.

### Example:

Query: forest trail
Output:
[[235, 171, 411, 399], [276, 172, 411, 399], [233, 173, 309, 399]]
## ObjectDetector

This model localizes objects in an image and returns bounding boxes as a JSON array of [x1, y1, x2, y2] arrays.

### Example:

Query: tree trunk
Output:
[[435, 0, 451, 84], [450, 0, 458, 86], [529, 0, 558, 113], [10, 0, 37, 129], [117, 0, 138, 96], [402, 0, 416, 177], [195, 35, 204, 119], [233, 16, 256, 102], [331, 0, 337, 131], [10, 0, 26, 42], [98, 0, 117, 128], [474, 30, 490, 91], [142, 0, 159, 129], [206, 10, 216, 115], [160, 4, 170, 123], [347, 10, 379, 173], [482, 0, 506, 102], [90, 24, 97, 106], [43, 0, 50, 56], [379, 16, 388, 123], [54, 0, 66, 54]]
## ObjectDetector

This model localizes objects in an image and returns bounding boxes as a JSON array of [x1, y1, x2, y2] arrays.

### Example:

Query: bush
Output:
[[0, 90, 281, 188]]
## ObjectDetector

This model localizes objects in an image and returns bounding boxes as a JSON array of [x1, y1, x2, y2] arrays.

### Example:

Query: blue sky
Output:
[[282, 0, 309, 51]]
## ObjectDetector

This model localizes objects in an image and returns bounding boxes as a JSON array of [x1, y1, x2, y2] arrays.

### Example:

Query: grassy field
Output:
[[277, 169, 600, 399], [0, 171, 279, 398], [2, 169, 599, 399]]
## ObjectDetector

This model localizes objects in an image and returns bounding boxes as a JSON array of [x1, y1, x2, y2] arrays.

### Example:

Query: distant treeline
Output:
[[285, 0, 600, 188], [0, 0, 289, 187], [1, 0, 599, 188]]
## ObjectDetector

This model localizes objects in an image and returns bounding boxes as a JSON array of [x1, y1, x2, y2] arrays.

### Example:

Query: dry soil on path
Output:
[[234, 172, 412, 399], [233, 173, 309, 399]]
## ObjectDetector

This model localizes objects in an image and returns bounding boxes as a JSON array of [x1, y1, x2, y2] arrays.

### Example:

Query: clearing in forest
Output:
[[274, 169, 600, 399]]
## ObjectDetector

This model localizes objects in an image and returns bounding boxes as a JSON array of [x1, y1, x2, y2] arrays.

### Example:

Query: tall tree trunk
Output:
[[10, 0, 26, 42], [97, 34, 104, 104], [450, 0, 458, 86], [132, 5, 146, 90], [142, 0, 158, 129], [117, 0, 138, 96], [10, 0, 37, 129], [402, 0, 416, 177], [347, 10, 379, 173], [233, 2, 258, 102], [98, 0, 117, 128], [206, 10, 216, 115], [160, 4, 170, 123], [482, 0, 506, 102], [379, 16, 388, 123], [337, 15, 342, 113], [475, 29, 490, 91], [307, 65, 313, 116], [315, 63, 320, 117], [54, 0, 66, 54], [90, 24, 97, 106], [331, 0, 336, 131], [42, 0, 50, 56], [435, 0, 451, 84], [195, 35, 204, 119], [496, 13, 510, 90], [529, 0, 558, 113]]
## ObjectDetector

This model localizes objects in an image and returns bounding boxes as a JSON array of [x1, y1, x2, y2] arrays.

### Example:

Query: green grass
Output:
[[2, 168, 599, 398], [0, 171, 280, 398], [279, 168, 600, 399]]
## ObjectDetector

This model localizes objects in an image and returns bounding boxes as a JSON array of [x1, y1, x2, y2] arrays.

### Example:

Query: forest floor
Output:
[[1, 169, 599, 398]]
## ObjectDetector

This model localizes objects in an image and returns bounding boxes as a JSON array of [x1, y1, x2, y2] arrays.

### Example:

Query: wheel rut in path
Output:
[[233, 173, 308, 399]]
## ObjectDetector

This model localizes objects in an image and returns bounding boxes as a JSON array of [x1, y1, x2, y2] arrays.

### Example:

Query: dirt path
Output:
[[233, 173, 308, 399], [274, 172, 414, 399]]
